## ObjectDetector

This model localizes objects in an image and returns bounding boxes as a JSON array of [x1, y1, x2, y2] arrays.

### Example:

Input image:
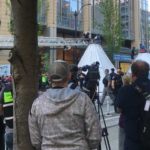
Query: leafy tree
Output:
[[99, 0, 123, 61], [10, 0, 38, 149]]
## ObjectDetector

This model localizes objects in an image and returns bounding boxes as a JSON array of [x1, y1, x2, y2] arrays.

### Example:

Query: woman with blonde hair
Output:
[[118, 74, 131, 150]]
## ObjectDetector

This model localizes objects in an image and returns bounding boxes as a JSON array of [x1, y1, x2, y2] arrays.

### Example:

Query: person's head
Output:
[[122, 74, 131, 86], [104, 69, 109, 75], [70, 64, 78, 82], [131, 60, 149, 81], [70, 64, 78, 73], [111, 68, 115, 73], [49, 60, 70, 87], [117, 69, 121, 74]]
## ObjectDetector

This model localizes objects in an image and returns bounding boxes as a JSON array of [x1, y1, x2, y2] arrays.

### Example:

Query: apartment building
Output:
[[148, 11, 150, 50], [120, 0, 149, 50]]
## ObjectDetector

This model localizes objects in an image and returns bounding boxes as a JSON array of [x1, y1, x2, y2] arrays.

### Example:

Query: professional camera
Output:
[[81, 61, 100, 100], [68, 64, 79, 89]]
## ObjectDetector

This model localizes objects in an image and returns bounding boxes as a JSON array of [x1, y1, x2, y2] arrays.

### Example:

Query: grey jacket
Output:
[[28, 87, 102, 150]]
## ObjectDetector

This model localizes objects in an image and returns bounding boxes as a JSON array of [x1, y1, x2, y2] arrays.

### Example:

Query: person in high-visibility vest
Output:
[[0, 81, 5, 150], [39, 73, 49, 91], [0, 79, 13, 150]]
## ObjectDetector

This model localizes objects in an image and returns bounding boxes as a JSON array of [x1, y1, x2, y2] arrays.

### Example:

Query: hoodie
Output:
[[28, 87, 101, 150]]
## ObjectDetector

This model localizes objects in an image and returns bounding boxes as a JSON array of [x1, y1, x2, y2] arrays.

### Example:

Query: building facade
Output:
[[0, 0, 149, 59], [120, 0, 149, 50], [148, 11, 150, 50]]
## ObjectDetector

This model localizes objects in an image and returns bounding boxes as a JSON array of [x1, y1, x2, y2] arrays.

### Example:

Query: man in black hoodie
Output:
[[117, 60, 150, 150]]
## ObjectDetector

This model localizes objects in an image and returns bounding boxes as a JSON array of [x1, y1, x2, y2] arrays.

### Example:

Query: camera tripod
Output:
[[91, 86, 111, 150]]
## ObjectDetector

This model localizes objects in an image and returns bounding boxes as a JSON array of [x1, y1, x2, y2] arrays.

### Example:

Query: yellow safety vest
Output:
[[4, 91, 13, 103], [42, 76, 47, 83]]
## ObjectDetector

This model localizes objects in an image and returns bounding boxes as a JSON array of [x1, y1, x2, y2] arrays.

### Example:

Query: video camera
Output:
[[68, 64, 79, 89], [80, 62, 100, 99]]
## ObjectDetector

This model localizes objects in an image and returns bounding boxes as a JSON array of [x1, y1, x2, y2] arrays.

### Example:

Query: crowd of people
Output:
[[101, 68, 124, 112], [29, 59, 150, 150], [0, 76, 13, 150], [101, 61, 150, 150], [0, 59, 150, 150]]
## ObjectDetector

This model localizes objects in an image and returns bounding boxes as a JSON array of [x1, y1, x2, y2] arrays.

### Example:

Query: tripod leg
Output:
[[103, 136, 109, 150], [94, 86, 111, 150], [105, 134, 111, 150], [97, 90, 111, 150], [98, 143, 101, 150]]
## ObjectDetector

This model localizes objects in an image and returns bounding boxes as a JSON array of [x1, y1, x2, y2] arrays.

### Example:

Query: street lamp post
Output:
[[92, 0, 94, 30], [74, 11, 78, 38], [73, 3, 91, 64], [74, 3, 91, 38]]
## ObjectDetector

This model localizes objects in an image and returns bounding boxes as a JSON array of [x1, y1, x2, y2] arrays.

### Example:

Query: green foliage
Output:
[[6, 0, 11, 9], [38, 24, 44, 35], [38, 0, 42, 13], [9, 19, 14, 34], [99, 0, 123, 61], [6, 0, 46, 35], [40, 52, 49, 72], [6, 0, 14, 34]]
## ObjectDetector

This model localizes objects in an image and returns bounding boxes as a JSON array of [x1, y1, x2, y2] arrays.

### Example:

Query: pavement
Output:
[[101, 126, 119, 150], [95, 96, 120, 150], [94, 95, 119, 127]]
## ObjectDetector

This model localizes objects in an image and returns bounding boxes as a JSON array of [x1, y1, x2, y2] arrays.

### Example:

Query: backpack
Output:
[[114, 74, 123, 89], [102, 76, 108, 87], [141, 92, 150, 149]]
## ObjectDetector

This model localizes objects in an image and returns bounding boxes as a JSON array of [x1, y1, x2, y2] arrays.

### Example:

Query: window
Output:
[[57, 0, 82, 29], [38, 0, 47, 25]]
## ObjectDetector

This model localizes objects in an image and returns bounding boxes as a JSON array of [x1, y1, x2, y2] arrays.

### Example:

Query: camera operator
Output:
[[68, 64, 79, 90], [77, 67, 86, 89], [84, 62, 100, 100]]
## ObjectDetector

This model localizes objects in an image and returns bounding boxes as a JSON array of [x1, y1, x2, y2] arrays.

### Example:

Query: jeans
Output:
[[101, 87, 114, 104], [5, 132, 13, 150]]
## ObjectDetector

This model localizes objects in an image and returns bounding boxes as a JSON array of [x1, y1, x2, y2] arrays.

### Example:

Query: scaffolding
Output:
[[0, 35, 89, 49]]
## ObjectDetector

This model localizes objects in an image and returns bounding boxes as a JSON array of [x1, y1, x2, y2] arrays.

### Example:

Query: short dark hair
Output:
[[131, 60, 149, 78], [111, 68, 115, 72]]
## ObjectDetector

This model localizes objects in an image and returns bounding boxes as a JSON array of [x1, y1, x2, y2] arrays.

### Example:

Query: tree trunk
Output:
[[10, 0, 38, 149]]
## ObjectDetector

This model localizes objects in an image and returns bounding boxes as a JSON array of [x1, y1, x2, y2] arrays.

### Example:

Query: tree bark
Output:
[[10, 0, 38, 149]]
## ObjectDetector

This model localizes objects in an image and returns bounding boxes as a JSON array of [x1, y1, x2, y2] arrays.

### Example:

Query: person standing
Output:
[[112, 69, 123, 112], [0, 80, 5, 150], [116, 60, 150, 150], [28, 60, 102, 150], [117, 74, 131, 150], [0, 78, 13, 150], [39, 73, 49, 91], [100, 69, 114, 105]]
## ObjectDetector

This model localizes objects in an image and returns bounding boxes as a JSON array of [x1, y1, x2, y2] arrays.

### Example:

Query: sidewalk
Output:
[[99, 96, 119, 150], [94, 96, 119, 128], [101, 126, 119, 150]]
